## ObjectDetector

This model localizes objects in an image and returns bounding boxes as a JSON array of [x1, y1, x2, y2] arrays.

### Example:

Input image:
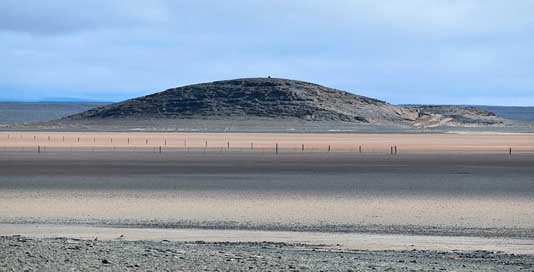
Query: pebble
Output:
[[0, 236, 532, 272]]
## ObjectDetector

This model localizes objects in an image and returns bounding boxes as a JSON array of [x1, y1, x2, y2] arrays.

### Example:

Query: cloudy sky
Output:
[[1, 1, 533, 105]]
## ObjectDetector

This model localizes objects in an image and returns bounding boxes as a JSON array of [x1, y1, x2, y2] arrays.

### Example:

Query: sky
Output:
[[1, 1, 533, 105]]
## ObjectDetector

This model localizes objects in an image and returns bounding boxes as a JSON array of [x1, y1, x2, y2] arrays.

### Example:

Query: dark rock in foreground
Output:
[[2, 236, 532, 272]]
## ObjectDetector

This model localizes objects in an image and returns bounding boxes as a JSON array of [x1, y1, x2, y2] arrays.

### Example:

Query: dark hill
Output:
[[66, 78, 416, 124], [47, 77, 516, 132]]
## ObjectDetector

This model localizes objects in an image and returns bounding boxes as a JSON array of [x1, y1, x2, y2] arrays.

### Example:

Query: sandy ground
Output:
[[1, 151, 534, 237], [0, 131, 533, 153], [2, 224, 533, 255], [1, 132, 534, 270]]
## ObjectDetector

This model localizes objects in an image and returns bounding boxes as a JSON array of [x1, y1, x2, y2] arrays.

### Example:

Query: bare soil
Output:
[[2, 236, 533, 272]]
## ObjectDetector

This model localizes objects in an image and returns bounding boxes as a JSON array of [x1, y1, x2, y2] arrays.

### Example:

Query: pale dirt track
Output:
[[0, 131, 533, 153]]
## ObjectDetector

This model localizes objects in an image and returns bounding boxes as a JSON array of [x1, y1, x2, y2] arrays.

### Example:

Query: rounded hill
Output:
[[66, 78, 414, 124]]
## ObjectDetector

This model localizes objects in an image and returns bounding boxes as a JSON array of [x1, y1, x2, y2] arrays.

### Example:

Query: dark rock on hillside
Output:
[[407, 105, 504, 128], [49, 77, 516, 131], [65, 78, 416, 125]]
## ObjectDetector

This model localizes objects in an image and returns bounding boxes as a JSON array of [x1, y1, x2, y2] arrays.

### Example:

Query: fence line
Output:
[[1, 144, 531, 155], [0, 133, 532, 154]]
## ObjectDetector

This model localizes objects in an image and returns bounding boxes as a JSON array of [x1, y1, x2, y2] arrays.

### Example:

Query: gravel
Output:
[[2, 235, 533, 271]]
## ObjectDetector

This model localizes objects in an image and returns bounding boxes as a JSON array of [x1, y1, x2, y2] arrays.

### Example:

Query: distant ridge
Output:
[[0, 102, 109, 126]]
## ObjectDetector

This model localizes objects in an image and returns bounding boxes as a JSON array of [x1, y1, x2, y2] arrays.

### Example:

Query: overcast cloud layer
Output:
[[1, 0, 533, 105]]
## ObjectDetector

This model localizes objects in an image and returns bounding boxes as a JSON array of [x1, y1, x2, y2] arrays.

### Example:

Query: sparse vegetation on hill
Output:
[[65, 78, 415, 124], [32, 78, 519, 131]]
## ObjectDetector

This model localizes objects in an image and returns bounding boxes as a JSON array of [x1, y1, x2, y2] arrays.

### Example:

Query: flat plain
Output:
[[1, 131, 533, 271]]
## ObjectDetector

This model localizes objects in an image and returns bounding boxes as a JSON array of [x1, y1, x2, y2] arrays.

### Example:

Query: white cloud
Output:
[[0, 1, 533, 105], [0, 0, 169, 34]]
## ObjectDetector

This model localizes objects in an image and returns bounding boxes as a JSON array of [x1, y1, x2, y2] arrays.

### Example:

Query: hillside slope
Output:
[[38, 77, 518, 132], [66, 78, 416, 125]]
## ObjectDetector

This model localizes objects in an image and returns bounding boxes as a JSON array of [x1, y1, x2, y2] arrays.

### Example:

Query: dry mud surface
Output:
[[2, 236, 533, 272], [1, 151, 534, 236], [1, 150, 534, 237], [1, 132, 534, 270]]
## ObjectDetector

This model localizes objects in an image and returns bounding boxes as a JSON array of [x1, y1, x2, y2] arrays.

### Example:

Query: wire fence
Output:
[[1, 133, 532, 155], [0, 144, 531, 155]]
